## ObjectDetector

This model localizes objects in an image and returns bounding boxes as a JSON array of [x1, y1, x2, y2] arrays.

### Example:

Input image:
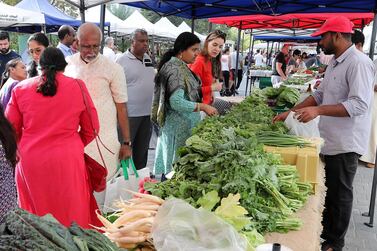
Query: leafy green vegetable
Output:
[[146, 90, 312, 249], [197, 190, 220, 211], [0, 208, 124, 251]]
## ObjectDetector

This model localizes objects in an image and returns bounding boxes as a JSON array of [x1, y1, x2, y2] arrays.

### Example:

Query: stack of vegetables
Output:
[[0, 208, 123, 251], [96, 191, 163, 251], [263, 86, 301, 108], [145, 90, 312, 248], [250, 65, 272, 71], [283, 76, 312, 85]]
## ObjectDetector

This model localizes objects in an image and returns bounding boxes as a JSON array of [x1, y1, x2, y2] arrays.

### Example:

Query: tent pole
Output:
[[266, 41, 270, 65], [80, 0, 85, 23], [151, 35, 156, 65], [100, 4, 106, 53], [368, 14, 377, 60], [245, 30, 253, 96], [241, 30, 245, 55], [191, 19, 195, 33], [208, 22, 213, 33], [234, 22, 242, 95]]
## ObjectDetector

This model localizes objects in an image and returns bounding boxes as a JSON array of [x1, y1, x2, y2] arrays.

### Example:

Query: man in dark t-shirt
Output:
[[0, 31, 20, 78], [271, 45, 289, 86]]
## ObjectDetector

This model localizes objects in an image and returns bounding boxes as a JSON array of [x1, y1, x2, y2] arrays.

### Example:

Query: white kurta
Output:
[[65, 54, 128, 179]]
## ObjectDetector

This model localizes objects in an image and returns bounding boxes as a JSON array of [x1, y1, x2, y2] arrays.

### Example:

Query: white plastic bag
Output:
[[152, 199, 248, 251], [103, 167, 150, 213], [284, 111, 320, 138]]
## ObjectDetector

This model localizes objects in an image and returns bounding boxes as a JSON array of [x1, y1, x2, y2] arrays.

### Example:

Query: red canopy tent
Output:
[[209, 13, 374, 29]]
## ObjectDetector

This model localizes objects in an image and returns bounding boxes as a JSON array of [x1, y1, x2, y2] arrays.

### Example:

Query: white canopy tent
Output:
[[122, 10, 155, 35], [153, 17, 178, 39], [0, 2, 44, 28], [177, 21, 206, 40], [80, 5, 128, 33]]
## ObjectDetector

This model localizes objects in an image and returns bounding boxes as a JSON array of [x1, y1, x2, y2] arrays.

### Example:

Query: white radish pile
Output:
[[95, 189, 164, 250]]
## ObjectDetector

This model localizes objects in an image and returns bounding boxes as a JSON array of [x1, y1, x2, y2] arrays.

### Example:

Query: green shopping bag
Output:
[[117, 158, 139, 180]]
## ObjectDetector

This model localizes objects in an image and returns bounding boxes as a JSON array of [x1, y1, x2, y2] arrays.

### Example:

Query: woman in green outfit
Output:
[[152, 32, 218, 175]]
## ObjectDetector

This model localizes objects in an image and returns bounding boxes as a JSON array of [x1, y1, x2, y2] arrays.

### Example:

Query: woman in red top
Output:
[[6, 47, 99, 228], [190, 30, 226, 105]]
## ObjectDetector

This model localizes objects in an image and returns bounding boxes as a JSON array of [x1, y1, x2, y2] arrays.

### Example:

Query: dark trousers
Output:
[[321, 152, 359, 250], [118, 116, 152, 170], [222, 71, 230, 90], [231, 69, 243, 90]]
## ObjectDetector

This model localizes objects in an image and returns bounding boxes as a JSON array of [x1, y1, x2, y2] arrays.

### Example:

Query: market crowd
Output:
[[0, 15, 375, 251]]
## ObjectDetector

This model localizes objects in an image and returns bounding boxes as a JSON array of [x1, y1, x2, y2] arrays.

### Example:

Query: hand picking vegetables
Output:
[[95, 190, 163, 250]]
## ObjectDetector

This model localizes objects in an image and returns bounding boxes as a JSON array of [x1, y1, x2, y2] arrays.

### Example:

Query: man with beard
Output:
[[116, 29, 155, 171], [64, 23, 132, 207], [0, 32, 20, 78], [273, 16, 374, 251]]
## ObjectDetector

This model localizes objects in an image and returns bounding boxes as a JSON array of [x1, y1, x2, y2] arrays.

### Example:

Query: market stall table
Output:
[[218, 95, 326, 250]]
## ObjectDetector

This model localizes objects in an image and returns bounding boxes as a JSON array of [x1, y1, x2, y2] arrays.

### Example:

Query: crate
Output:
[[259, 77, 273, 89], [264, 145, 320, 193]]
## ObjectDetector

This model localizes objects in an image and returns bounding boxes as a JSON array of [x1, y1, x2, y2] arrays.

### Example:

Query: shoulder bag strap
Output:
[[76, 80, 114, 169]]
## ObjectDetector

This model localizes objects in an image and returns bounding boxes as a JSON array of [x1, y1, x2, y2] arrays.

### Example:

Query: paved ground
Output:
[[146, 77, 377, 250], [344, 164, 377, 251]]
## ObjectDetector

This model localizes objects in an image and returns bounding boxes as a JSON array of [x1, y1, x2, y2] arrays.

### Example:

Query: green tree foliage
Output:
[[107, 3, 133, 21], [2, 0, 21, 5], [51, 0, 78, 18]]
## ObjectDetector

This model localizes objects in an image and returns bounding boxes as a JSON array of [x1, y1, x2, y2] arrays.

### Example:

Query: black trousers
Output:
[[231, 69, 243, 90], [321, 152, 359, 250], [118, 116, 152, 170], [222, 71, 230, 90]]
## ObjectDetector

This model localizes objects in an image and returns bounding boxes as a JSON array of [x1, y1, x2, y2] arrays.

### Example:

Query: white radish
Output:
[[107, 217, 154, 234], [95, 210, 117, 230], [121, 204, 160, 211], [111, 235, 147, 244], [113, 210, 155, 227], [124, 189, 164, 204]]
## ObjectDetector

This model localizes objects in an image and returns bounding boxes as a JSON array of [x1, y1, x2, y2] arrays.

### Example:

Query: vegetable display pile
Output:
[[145, 90, 312, 249], [0, 208, 122, 251], [250, 66, 272, 71], [97, 190, 163, 251], [283, 77, 312, 85], [263, 86, 300, 108]]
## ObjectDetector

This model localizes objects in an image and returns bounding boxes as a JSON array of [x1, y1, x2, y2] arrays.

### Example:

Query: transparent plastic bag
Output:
[[152, 199, 248, 251], [284, 111, 320, 138]]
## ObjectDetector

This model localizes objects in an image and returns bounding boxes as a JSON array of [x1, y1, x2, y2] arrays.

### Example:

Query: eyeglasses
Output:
[[207, 30, 227, 40], [214, 30, 226, 36], [28, 47, 43, 55], [80, 44, 100, 51]]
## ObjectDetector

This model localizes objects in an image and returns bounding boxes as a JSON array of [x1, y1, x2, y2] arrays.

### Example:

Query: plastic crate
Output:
[[264, 145, 320, 193], [259, 77, 273, 89]]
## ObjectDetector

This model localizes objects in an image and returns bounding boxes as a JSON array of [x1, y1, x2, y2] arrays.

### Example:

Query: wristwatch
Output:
[[123, 141, 132, 146]]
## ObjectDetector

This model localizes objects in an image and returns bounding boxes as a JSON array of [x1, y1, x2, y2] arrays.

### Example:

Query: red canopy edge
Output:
[[209, 13, 374, 29]]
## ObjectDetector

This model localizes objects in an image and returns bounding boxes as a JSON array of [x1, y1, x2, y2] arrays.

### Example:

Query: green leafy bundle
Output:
[[0, 208, 123, 251], [145, 91, 312, 248]]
